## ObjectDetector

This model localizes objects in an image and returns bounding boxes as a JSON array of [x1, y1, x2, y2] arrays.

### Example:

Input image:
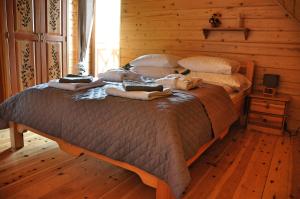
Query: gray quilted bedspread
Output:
[[0, 82, 237, 198]]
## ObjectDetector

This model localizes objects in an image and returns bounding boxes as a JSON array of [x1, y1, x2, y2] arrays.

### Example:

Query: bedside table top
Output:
[[250, 91, 291, 102]]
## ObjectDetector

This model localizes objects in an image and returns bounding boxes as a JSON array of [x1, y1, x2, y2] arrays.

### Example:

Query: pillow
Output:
[[98, 68, 141, 82], [178, 56, 240, 74], [187, 71, 251, 91], [129, 54, 182, 68], [130, 66, 184, 78]]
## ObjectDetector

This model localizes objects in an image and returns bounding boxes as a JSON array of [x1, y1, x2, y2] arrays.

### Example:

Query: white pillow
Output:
[[187, 71, 251, 91], [98, 69, 141, 82], [129, 54, 182, 68], [178, 56, 240, 75], [130, 66, 183, 78]]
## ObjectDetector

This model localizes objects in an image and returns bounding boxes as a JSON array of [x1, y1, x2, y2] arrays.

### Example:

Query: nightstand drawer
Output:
[[248, 113, 283, 129], [250, 98, 285, 115]]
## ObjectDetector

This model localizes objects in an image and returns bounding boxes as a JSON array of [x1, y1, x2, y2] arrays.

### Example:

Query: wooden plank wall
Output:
[[120, 0, 300, 131]]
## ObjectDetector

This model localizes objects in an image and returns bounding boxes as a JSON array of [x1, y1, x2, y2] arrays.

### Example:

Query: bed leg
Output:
[[156, 180, 176, 199], [9, 122, 24, 150]]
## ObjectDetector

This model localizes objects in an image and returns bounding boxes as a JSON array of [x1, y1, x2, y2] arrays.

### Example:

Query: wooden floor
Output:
[[0, 128, 299, 199]]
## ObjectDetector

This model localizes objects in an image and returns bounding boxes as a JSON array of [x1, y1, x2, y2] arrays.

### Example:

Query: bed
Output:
[[0, 61, 254, 199]]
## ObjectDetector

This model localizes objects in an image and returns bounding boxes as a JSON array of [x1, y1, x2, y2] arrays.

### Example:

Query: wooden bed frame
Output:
[[8, 61, 254, 199]]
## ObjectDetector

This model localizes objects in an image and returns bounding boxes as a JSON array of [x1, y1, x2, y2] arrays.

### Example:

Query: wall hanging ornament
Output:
[[209, 13, 222, 28]]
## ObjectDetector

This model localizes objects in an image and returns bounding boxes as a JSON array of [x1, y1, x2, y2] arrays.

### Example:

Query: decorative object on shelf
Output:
[[202, 28, 250, 40], [203, 12, 250, 40], [262, 74, 280, 97], [209, 13, 222, 28]]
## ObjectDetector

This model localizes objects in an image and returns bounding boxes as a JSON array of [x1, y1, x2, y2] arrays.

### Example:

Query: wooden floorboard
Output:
[[0, 128, 298, 199], [291, 133, 300, 199]]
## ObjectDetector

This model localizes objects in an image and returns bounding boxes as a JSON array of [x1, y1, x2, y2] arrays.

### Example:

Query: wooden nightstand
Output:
[[247, 92, 290, 135]]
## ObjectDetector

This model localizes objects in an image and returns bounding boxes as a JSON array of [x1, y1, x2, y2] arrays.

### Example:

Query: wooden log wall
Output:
[[120, 0, 300, 131]]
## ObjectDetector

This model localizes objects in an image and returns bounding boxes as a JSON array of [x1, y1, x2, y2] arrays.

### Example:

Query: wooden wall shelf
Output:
[[202, 28, 250, 40]]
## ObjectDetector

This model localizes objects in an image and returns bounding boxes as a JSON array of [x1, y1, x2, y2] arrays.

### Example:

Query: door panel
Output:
[[15, 0, 35, 33], [47, 42, 63, 80], [41, 0, 66, 82], [14, 0, 37, 90], [7, 0, 41, 93], [15, 40, 37, 90], [46, 0, 62, 35]]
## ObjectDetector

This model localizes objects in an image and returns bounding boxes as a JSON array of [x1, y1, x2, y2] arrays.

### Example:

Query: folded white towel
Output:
[[48, 79, 105, 91], [155, 74, 202, 90], [98, 69, 141, 82], [106, 87, 172, 100]]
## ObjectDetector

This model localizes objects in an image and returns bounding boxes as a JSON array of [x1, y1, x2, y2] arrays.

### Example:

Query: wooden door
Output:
[[6, 0, 42, 93], [40, 0, 67, 82]]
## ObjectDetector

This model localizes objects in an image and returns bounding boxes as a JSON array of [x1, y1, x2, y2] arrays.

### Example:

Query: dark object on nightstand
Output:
[[247, 91, 291, 136], [263, 74, 280, 96]]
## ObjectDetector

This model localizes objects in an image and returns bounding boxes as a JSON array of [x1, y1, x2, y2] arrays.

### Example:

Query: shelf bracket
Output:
[[202, 29, 209, 39], [244, 28, 250, 40]]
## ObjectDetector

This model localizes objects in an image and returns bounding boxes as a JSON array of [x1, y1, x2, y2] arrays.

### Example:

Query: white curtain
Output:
[[95, 0, 121, 73]]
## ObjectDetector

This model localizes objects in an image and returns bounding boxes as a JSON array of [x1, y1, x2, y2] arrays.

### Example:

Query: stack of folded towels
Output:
[[48, 74, 105, 91], [106, 80, 172, 100], [155, 74, 202, 90], [105, 73, 202, 101]]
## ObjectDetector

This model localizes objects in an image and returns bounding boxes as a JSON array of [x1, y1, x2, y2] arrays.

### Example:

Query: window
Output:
[[95, 0, 121, 73]]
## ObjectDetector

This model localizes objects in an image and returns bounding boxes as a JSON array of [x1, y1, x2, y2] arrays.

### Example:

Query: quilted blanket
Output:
[[0, 83, 237, 198]]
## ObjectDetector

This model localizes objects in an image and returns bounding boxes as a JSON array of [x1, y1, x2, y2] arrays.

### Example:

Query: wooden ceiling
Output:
[[275, 0, 300, 23]]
